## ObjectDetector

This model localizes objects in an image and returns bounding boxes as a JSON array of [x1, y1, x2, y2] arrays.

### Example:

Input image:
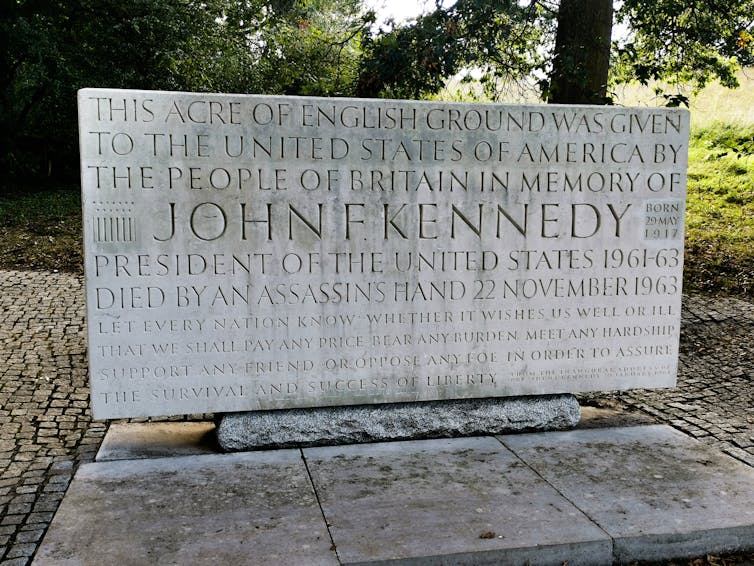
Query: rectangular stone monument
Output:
[[78, 89, 688, 419]]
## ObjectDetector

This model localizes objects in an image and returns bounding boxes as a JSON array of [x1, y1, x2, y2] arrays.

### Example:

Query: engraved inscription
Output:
[[78, 90, 689, 419], [92, 201, 136, 243]]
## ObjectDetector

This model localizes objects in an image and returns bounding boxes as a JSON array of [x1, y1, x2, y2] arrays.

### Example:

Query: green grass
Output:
[[683, 123, 754, 296], [611, 68, 754, 129], [0, 189, 83, 272]]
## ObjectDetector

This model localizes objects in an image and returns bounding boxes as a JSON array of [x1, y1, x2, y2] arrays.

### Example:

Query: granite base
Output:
[[215, 395, 580, 451]]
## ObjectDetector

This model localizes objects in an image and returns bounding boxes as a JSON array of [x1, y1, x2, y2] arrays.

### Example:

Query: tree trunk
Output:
[[548, 0, 613, 104]]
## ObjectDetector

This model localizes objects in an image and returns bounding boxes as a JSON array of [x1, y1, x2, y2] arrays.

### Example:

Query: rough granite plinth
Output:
[[216, 395, 579, 451]]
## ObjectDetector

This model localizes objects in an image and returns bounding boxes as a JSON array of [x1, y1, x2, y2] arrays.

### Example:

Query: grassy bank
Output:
[[612, 69, 754, 129], [684, 123, 754, 295], [0, 189, 83, 272]]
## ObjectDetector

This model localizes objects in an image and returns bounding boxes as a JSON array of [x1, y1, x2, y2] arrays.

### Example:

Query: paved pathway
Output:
[[579, 293, 754, 467], [0, 269, 753, 565]]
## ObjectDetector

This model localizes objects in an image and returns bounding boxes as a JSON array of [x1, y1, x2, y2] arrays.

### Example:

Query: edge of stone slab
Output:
[[216, 395, 580, 451], [96, 422, 218, 461], [612, 518, 754, 563], [341, 539, 611, 566]]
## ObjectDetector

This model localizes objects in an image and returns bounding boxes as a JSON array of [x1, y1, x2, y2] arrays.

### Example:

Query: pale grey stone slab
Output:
[[96, 421, 217, 461], [500, 425, 754, 562], [79, 89, 689, 419], [33, 451, 337, 566], [217, 395, 579, 450], [304, 436, 611, 565]]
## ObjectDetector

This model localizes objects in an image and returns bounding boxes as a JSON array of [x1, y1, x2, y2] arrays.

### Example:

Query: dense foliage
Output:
[[2, 0, 753, 186], [614, 0, 754, 95], [359, 0, 754, 102], [0, 0, 371, 188], [357, 0, 548, 99]]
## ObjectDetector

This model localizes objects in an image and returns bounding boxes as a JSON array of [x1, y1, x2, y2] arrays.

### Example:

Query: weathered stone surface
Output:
[[576, 405, 655, 429], [216, 394, 579, 450], [79, 90, 689, 419], [501, 425, 754, 562], [33, 451, 337, 566], [26, 423, 754, 565], [305, 436, 611, 565], [579, 293, 754, 468]]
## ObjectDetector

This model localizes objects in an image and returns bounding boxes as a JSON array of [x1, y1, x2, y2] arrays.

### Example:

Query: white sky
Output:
[[365, 1, 630, 41], [365, 0, 444, 26]]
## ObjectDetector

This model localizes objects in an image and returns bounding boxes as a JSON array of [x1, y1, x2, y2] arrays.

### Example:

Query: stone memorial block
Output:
[[78, 89, 689, 418]]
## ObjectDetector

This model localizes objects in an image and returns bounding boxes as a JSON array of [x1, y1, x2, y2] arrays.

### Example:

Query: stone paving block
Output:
[[95, 422, 217, 461], [33, 451, 337, 566], [304, 437, 611, 566], [500, 425, 754, 563], [5, 543, 35, 559]]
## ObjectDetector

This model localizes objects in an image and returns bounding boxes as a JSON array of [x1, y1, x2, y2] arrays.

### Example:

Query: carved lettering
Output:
[[79, 90, 688, 418]]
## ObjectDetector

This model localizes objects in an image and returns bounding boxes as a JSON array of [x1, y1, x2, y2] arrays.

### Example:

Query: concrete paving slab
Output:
[[304, 436, 611, 565], [33, 451, 337, 566], [500, 425, 754, 563], [96, 422, 218, 461]]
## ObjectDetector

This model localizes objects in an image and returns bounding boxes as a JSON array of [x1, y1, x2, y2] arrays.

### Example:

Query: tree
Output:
[[357, 0, 548, 99], [614, 0, 754, 99], [1, 0, 227, 184], [357, 0, 754, 104], [547, 0, 612, 104], [252, 0, 374, 97], [0, 0, 372, 187]]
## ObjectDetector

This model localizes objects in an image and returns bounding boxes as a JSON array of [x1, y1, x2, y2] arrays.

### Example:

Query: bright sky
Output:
[[365, 0, 444, 26], [365, 1, 630, 40]]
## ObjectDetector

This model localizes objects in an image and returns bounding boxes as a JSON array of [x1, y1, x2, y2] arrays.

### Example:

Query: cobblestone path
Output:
[[1, 269, 753, 565], [0, 271, 104, 565], [580, 294, 754, 467]]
